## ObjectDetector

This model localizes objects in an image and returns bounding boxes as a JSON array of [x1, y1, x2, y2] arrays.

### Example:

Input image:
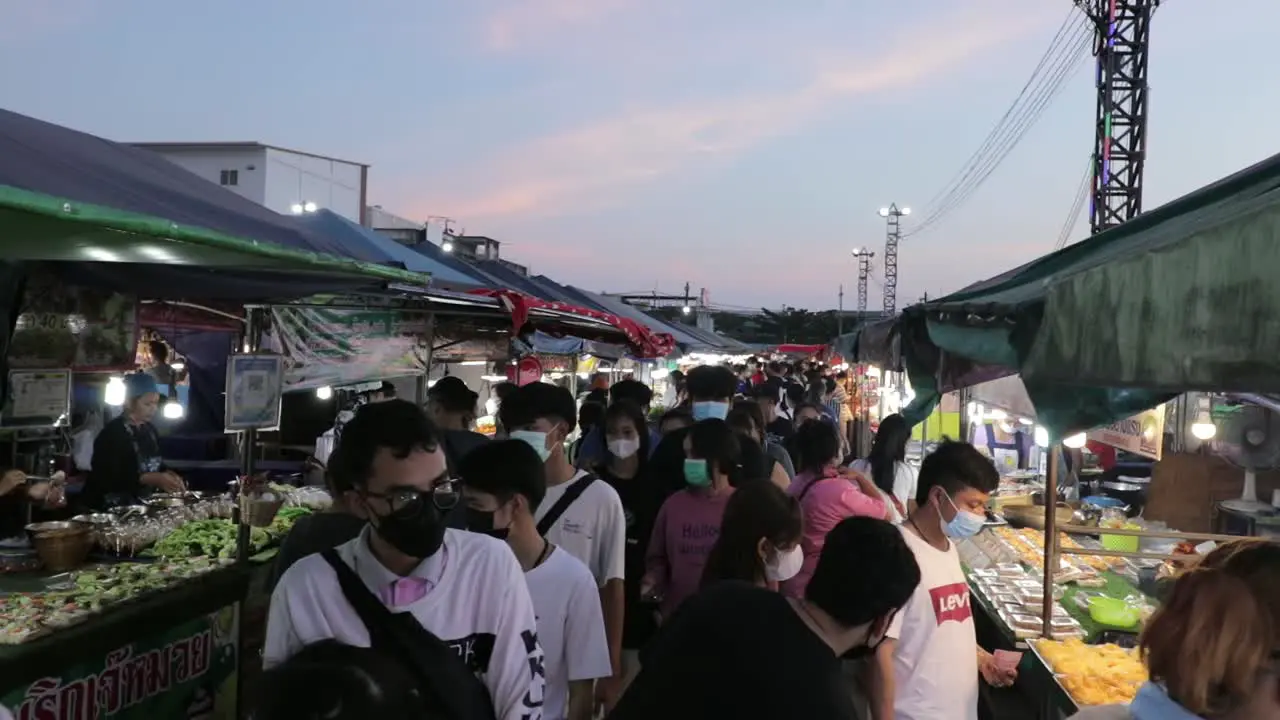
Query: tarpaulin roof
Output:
[[0, 108, 424, 299], [295, 210, 487, 287], [408, 242, 501, 288], [889, 150, 1280, 434], [469, 288, 677, 359], [568, 290, 704, 351], [672, 322, 748, 353]]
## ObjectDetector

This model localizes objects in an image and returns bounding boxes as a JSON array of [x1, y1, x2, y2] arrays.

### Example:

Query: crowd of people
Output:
[[253, 362, 1280, 720]]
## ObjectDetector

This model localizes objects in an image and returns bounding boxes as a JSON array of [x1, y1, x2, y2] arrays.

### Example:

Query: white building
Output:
[[366, 206, 426, 245], [133, 142, 369, 224]]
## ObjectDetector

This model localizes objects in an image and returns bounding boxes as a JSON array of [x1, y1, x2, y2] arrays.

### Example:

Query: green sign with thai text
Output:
[[4, 604, 239, 719]]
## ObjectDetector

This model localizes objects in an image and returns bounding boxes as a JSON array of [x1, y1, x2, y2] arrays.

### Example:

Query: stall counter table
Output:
[[967, 575, 1080, 719], [0, 564, 250, 718]]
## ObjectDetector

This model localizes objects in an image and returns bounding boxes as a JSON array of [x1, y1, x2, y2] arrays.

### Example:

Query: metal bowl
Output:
[[70, 513, 118, 526], [108, 504, 153, 521], [25, 520, 90, 537], [143, 497, 189, 509]]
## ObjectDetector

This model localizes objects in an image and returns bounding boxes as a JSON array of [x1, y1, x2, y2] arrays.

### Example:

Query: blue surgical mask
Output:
[[509, 430, 551, 462], [691, 401, 729, 421], [683, 459, 711, 488], [940, 492, 986, 539]]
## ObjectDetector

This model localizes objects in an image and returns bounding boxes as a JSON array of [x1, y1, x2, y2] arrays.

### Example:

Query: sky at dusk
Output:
[[1, 0, 1274, 310]]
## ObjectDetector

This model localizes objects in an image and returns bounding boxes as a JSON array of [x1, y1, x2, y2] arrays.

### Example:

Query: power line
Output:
[[1055, 156, 1093, 249], [904, 13, 1091, 238], [915, 8, 1080, 214]]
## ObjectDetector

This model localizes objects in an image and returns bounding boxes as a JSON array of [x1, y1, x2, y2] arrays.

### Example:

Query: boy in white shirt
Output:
[[266, 400, 545, 720], [461, 439, 613, 720], [869, 440, 1013, 720], [499, 382, 627, 713]]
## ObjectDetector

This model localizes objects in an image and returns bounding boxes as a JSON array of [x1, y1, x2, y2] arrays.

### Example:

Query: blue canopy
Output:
[[296, 210, 488, 287]]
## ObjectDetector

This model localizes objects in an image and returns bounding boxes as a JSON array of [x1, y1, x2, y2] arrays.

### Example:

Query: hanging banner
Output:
[[4, 604, 239, 718], [9, 273, 137, 371], [1087, 404, 1166, 460], [267, 307, 430, 391]]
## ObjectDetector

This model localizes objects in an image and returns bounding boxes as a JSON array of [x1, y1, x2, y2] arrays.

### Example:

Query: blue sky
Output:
[[1, 0, 1274, 310]]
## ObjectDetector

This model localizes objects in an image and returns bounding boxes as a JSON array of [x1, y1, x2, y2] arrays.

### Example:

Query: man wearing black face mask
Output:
[[609, 516, 920, 720], [265, 400, 546, 720], [460, 440, 612, 720]]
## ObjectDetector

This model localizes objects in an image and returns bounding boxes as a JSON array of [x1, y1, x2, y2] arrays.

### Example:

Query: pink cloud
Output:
[[483, 0, 636, 51], [437, 3, 1057, 222], [0, 0, 97, 41]]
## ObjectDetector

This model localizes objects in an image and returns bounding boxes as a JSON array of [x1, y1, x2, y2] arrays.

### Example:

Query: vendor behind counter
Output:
[[82, 373, 185, 509]]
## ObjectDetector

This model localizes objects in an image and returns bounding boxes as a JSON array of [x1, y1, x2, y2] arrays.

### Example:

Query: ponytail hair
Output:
[[1140, 539, 1280, 716]]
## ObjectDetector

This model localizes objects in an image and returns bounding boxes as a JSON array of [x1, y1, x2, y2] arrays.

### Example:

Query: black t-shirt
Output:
[[597, 465, 668, 649], [84, 416, 164, 507], [648, 428, 693, 498], [609, 582, 857, 720], [765, 417, 795, 446]]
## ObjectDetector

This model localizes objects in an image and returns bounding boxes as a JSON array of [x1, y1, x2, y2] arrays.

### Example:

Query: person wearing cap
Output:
[[84, 372, 184, 508]]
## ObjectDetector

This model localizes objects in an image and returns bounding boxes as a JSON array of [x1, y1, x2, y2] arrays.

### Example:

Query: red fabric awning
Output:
[[773, 343, 830, 357], [467, 288, 676, 359]]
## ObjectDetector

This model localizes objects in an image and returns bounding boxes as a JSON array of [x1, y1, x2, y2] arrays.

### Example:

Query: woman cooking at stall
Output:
[[84, 373, 185, 508]]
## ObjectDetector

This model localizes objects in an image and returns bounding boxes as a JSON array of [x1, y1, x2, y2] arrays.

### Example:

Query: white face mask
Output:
[[764, 544, 804, 582], [607, 437, 640, 459]]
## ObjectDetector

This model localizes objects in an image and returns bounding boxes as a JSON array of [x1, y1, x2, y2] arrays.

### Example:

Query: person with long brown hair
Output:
[[700, 481, 803, 591], [1071, 538, 1280, 720]]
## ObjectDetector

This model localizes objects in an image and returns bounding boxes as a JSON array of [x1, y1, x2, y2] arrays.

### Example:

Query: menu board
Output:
[[3, 369, 72, 428]]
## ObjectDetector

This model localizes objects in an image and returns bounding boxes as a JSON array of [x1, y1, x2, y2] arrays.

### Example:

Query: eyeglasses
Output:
[[363, 481, 459, 514]]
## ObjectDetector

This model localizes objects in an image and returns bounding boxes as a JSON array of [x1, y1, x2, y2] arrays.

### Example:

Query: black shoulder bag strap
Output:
[[536, 473, 597, 536], [320, 550, 496, 720]]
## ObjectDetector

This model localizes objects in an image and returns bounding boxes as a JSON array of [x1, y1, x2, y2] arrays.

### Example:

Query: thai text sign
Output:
[[1087, 404, 1166, 460], [268, 307, 430, 391], [10, 273, 137, 371], [5, 604, 239, 719]]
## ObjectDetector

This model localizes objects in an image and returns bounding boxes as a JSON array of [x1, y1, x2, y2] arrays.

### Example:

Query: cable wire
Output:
[[903, 12, 1092, 238], [1055, 156, 1093, 249]]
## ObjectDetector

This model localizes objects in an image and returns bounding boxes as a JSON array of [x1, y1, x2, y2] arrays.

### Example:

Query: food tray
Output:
[[1028, 638, 1147, 707], [0, 557, 234, 645]]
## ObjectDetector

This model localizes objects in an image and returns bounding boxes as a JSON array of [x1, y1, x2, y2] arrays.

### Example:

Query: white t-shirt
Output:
[[266, 528, 547, 720], [534, 470, 626, 587], [886, 525, 979, 720], [849, 459, 918, 524], [526, 546, 613, 720]]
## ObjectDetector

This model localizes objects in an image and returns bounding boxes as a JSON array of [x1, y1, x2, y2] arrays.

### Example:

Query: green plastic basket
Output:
[[1101, 533, 1139, 553]]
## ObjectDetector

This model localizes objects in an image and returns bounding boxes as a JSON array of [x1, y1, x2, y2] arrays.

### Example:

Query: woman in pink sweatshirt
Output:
[[642, 418, 738, 619], [780, 420, 888, 598]]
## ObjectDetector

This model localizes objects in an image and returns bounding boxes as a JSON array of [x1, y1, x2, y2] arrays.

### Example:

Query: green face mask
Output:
[[683, 458, 711, 488]]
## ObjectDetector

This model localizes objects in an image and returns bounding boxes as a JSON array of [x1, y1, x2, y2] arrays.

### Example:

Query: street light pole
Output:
[[850, 248, 876, 316], [878, 204, 910, 316]]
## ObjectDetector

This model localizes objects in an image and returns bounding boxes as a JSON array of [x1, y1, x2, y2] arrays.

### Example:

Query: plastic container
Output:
[[1101, 533, 1140, 553], [1089, 596, 1141, 628]]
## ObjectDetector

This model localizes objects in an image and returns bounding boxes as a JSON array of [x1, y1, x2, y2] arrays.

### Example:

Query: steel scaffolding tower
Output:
[[1076, 0, 1159, 234], [878, 204, 908, 315]]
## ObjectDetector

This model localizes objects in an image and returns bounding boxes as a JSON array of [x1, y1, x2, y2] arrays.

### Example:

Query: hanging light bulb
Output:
[[104, 377, 126, 406], [1033, 426, 1049, 448], [316, 386, 333, 400], [1191, 410, 1217, 440], [1063, 432, 1087, 449], [163, 399, 185, 420]]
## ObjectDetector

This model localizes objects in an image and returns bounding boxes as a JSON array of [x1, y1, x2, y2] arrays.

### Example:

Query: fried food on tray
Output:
[[1035, 638, 1147, 705]]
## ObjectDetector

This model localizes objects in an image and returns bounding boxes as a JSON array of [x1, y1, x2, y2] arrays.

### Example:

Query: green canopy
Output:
[[885, 150, 1280, 434], [0, 184, 430, 298]]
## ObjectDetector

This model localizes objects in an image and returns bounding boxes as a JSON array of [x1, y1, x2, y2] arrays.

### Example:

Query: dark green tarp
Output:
[[880, 150, 1280, 434]]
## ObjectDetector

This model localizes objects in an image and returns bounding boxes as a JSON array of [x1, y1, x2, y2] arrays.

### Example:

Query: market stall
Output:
[[845, 148, 1280, 718], [0, 107, 442, 716]]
